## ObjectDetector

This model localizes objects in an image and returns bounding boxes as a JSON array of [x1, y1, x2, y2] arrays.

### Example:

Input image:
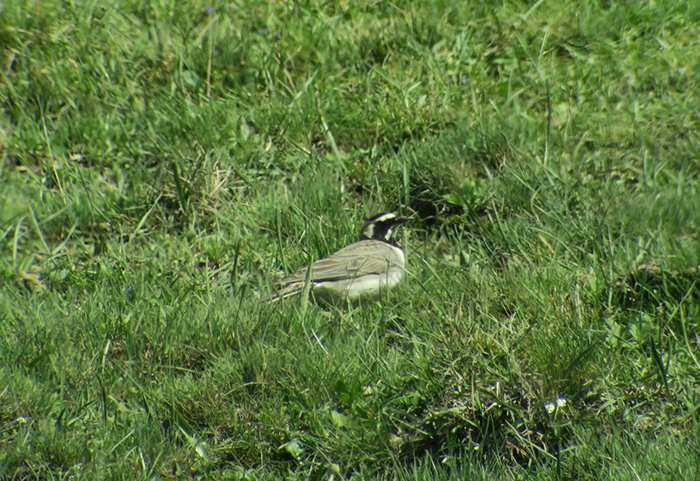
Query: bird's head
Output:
[[359, 212, 410, 244]]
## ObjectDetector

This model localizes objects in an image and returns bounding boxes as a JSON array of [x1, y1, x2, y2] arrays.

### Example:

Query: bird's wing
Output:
[[278, 240, 403, 284]]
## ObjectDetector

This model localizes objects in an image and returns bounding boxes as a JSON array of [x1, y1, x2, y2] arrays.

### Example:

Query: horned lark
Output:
[[263, 212, 410, 306]]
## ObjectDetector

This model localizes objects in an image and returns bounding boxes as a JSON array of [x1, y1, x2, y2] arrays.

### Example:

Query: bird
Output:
[[263, 212, 410, 307]]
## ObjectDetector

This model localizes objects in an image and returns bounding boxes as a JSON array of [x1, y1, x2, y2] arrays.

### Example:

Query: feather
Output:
[[278, 240, 403, 283]]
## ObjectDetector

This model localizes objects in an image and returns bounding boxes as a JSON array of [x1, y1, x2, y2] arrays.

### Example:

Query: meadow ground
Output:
[[2, 0, 700, 479]]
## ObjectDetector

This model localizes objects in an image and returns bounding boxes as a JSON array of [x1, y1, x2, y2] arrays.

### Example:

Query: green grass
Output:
[[2, 0, 700, 479]]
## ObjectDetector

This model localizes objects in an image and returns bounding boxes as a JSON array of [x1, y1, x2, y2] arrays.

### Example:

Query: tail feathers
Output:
[[260, 282, 306, 303]]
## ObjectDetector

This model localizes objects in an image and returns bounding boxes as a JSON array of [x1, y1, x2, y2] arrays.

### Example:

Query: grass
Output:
[[2, 0, 700, 479]]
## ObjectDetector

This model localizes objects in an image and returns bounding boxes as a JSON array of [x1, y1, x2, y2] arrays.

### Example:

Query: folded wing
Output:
[[279, 240, 403, 284]]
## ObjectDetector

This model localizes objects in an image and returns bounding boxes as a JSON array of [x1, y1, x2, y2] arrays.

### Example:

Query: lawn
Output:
[[2, 0, 700, 479]]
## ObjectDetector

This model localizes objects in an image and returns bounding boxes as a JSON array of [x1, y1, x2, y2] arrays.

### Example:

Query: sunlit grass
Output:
[[2, 0, 700, 479]]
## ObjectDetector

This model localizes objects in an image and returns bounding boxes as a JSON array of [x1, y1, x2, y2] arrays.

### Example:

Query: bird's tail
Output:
[[259, 282, 305, 303]]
